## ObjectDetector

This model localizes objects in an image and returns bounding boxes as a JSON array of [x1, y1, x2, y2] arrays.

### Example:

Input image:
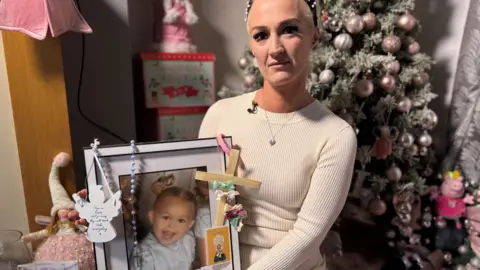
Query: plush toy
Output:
[[430, 170, 474, 229], [153, 0, 199, 52], [21, 152, 94, 270]]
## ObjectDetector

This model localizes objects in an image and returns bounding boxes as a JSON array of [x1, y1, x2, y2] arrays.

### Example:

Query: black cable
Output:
[[75, 0, 128, 144]]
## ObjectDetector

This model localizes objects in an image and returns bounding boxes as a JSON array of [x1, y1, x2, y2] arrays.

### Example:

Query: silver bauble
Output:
[[413, 73, 430, 88], [380, 75, 396, 91], [436, 218, 447, 228], [383, 60, 401, 75], [386, 166, 402, 182], [399, 132, 414, 148], [328, 18, 343, 32], [362, 12, 377, 30], [471, 257, 480, 268], [346, 15, 364, 34], [244, 74, 257, 87], [333, 33, 353, 51], [458, 245, 469, 255], [397, 97, 413, 113], [238, 57, 249, 69], [319, 69, 335, 84], [418, 132, 433, 147], [444, 252, 452, 263], [396, 13, 417, 32], [355, 79, 374, 98], [382, 35, 401, 53], [419, 146, 428, 156], [424, 110, 438, 130], [408, 41, 420, 55]]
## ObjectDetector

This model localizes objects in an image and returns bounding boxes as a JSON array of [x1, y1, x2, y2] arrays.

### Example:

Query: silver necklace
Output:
[[263, 110, 296, 146]]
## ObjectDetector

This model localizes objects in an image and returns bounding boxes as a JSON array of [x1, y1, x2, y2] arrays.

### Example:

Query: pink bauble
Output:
[[408, 41, 420, 55], [362, 12, 377, 30], [35, 234, 95, 270], [396, 14, 417, 32], [383, 60, 401, 75], [382, 35, 401, 53], [380, 75, 396, 91], [355, 79, 374, 98]]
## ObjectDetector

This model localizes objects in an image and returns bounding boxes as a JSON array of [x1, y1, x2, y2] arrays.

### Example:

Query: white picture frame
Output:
[[83, 138, 241, 270]]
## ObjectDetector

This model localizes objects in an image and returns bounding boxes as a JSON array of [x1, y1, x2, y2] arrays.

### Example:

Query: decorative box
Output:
[[157, 107, 209, 141], [141, 52, 216, 108]]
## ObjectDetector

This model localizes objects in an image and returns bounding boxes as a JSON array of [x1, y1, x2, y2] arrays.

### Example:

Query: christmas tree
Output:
[[219, 0, 480, 269]]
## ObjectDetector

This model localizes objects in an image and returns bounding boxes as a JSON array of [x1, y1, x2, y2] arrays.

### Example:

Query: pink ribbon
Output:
[[217, 134, 231, 155]]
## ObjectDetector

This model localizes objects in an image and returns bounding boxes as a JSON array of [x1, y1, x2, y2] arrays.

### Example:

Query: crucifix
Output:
[[195, 148, 261, 227]]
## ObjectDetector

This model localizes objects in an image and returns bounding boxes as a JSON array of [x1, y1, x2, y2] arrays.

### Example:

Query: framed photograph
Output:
[[141, 52, 216, 109], [83, 138, 241, 270]]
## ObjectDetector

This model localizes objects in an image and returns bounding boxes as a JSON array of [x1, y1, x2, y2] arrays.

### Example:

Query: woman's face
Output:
[[247, 0, 317, 89]]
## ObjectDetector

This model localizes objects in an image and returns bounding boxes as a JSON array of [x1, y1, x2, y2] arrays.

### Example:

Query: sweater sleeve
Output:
[[247, 126, 357, 270]]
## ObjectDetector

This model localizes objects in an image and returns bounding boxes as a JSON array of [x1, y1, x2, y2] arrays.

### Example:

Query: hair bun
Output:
[[151, 174, 175, 195]]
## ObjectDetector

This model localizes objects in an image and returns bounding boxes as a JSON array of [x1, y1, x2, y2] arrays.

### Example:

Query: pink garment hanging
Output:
[[0, 0, 92, 40]]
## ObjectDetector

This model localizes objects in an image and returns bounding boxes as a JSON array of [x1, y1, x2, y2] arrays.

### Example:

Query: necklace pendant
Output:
[[269, 139, 276, 146]]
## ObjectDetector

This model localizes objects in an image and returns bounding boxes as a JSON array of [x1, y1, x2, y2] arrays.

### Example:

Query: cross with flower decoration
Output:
[[195, 144, 260, 230]]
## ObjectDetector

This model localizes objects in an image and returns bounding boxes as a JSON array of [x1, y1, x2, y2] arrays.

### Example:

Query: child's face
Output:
[[149, 196, 195, 245]]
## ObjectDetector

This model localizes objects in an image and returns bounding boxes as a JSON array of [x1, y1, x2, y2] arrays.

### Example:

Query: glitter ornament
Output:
[[345, 15, 364, 34], [408, 41, 420, 55], [238, 57, 249, 69], [383, 60, 401, 74], [355, 79, 374, 98], [412, 72, 430, 88], [397, 97, 413, 113], [380, 75, 396, 91], [382, 35, 401, 53], [396, 13, 417, 32], [362, 12, 377, 30], [333, 33, 353, 51], [319, 69, 335, 84]]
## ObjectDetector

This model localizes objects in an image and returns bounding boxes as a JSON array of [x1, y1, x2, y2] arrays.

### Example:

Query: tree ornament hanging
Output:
[[380, 74, 396, 91], [362, 12, 377, 30], [396, 13, 417, 32], [408, 41, 420, 55], [399, 132, 415, 148], [368, 198, 387, 216], [412, 72, 430, 88], [386, 165, 403, 182], [345, 15, 364, 34], [328, 17, 343, 32], [238, 57, 249, 69], [382, 60, 401, 74], [355, 78, 374, 98], [333, 33, 353, 51], [382, 35, 401, 53], [372, 126, 398, 159], [319, 69, 335, 84], [418, 131, 433, 147], [244, 73, 257, 87], [397, 97, 413, 113]]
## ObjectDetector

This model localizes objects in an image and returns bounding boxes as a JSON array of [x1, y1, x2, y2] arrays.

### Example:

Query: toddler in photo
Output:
[[135, 178, 198, 270]]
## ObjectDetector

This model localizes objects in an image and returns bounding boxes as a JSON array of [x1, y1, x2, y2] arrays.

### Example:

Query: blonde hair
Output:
[[246, 0, 316, 32]]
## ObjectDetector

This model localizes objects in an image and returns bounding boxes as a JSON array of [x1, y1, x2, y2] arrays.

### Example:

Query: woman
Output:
[[199, 0, 357, 269]]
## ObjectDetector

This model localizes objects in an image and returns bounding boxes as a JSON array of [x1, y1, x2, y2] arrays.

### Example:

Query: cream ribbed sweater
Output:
[[199, 91, 357, 270]]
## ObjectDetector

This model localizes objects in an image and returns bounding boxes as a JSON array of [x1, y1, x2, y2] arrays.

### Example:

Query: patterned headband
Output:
[[245, 0, 318, 26]]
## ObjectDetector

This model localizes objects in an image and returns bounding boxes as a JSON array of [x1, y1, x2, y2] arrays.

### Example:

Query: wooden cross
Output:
[[195, 149, 261, 226]]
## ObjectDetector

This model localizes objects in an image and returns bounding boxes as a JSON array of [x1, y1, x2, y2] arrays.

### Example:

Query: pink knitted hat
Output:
[[49, 152, 74, 216]]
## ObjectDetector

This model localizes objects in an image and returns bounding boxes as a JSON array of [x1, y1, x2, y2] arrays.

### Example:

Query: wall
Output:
[[0, 34, 29, 234], [415, 0, 471, 155]]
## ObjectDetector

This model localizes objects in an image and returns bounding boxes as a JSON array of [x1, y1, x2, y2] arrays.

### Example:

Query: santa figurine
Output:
[[152, 0, 199, 52], [21, 152, 95, 270]]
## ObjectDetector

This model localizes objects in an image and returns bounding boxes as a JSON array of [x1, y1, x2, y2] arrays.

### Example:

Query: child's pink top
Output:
[[436, 195, 466, 218]]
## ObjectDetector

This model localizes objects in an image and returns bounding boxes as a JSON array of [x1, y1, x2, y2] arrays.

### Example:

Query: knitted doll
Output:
[[152, 0, 199, 52], [21, 152, 95, 270]]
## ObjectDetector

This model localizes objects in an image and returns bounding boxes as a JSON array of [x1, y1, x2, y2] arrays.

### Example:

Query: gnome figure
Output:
[[21, 152, 95, 270]]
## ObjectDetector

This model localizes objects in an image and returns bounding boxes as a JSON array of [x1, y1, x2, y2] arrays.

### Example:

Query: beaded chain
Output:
[[91, 139, 140, 268], [244, 0, 318, 26]]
